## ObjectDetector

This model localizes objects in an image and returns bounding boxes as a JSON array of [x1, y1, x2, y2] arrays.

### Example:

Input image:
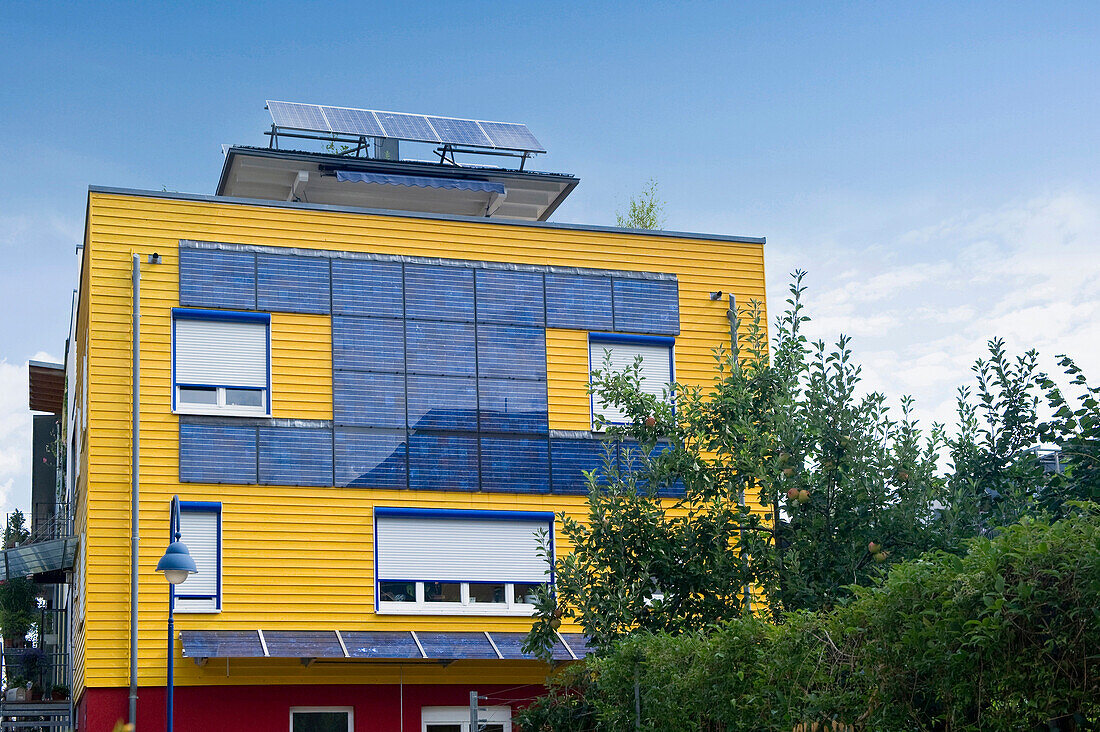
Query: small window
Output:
[[589, 334, 673, 427], [290, 707, 353, 732], [175, 502, 221, 613], [173, 309, 270, 416]]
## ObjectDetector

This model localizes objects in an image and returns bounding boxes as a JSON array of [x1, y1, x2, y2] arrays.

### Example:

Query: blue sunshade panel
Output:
[[480, 437, 550, 493], [263, 631, 344, 658], [180, 630, 266, 658], [612, 278, 680, 335], [333, 317, 405, 373], [408, 433, 479, 491], [476, 270, 545, 326], [404, 265, 475, 321], [334, 371, 406, 428], [342, 631, 424, 659], [179, 423, 258, 484], [258, 426, 333, 486], [545, 274, 614, 330], [335, 428, 407, 489], [416, 631, 499, 659], [256, 255, 331, 314], [491, 632, 574, 661], [331, 259, 403, 318], [179, 249, 257, 310]]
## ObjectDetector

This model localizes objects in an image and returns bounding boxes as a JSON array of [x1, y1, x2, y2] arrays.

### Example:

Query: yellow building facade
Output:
[[70, 147, 765, 731]]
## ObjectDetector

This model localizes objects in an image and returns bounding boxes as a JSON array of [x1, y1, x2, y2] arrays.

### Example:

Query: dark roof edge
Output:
[[88, 185, 766, 245]]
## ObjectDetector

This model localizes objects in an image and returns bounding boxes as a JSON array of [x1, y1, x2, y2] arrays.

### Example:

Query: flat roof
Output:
[[88, 185, 766, 245]]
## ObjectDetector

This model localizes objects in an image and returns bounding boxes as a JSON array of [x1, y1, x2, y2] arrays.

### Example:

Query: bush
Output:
[[522, 509, 1100, 731]]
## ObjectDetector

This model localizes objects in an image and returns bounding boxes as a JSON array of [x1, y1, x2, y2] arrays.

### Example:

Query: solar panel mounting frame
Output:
[[265, 100, 546, 163]]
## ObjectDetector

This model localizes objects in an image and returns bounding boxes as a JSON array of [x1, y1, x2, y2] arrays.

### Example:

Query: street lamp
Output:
[[155, 496, 197, 732]]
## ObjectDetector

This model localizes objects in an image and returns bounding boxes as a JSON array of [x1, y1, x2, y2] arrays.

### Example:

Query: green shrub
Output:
[[522, 509, 1099, 731]]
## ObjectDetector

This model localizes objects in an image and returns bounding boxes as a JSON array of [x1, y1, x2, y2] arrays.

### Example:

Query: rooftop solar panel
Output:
[[266, 101, 545, 153], [267, 101, 331, 132], [428, 116, 494, 148], [479, 121, 546, 153], [376, 112, 440, 143], [322, 106, 385, 137]]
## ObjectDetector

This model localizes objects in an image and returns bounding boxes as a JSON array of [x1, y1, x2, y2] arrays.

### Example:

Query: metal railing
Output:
[[25, 504, 72, 547]]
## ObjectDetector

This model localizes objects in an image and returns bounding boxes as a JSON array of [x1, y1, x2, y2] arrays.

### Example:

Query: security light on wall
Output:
[[148, 252, 162, 265], [710, 291, 724, 300]]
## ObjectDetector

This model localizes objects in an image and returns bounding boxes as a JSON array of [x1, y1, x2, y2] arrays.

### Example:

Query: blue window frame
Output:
[[172, 308, 272, 417], [175, 501, 222, 613], [589, 333, 675, 427]]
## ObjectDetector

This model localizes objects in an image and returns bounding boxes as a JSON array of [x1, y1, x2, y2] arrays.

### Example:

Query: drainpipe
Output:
[[129, 254, 140, 726]]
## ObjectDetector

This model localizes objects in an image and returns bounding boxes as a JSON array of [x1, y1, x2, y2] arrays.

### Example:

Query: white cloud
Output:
[[768, 189, 1100, 433], [0, 350, 61, 519]]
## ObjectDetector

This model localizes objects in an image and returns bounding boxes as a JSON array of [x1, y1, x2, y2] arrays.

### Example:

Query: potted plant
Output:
[[50, 683, 69, 701], [5, 677, 28, 702]]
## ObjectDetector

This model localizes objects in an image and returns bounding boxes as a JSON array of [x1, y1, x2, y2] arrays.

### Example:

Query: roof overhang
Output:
[[216, 147, 579, 222], [28, 360, 64, 414]]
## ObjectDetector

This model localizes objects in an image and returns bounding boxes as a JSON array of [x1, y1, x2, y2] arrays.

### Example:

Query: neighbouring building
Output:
[[5, 102, 766, 731]]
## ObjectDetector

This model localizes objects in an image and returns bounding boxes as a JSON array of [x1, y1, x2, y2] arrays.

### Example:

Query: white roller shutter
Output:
[[177, 509, 219, 600], [589, 339, 672, 423], [175, 317, 268, 388], [375, 516, 551, 583]]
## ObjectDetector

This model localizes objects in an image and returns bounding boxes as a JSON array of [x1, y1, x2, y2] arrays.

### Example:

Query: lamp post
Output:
[[155, 496, 197, 732]]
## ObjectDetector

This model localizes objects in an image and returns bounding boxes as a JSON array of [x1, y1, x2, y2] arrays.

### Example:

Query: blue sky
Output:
[[1, 1, 1098, 515]]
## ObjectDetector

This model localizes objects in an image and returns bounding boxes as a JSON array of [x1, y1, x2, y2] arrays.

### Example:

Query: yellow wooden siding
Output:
[[271, 313, 333, 420], [79, 191, 766, 690]]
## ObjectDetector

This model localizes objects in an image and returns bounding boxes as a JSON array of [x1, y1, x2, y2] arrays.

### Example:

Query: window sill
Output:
[[173, 607, 221, 614], [377, 603, 536, 617], [174, 407, 270, 418]]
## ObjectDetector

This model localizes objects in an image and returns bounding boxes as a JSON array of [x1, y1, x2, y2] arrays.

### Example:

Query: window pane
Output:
[[513, 583, 542, 604], [225, 388, 263, 407], [425, 726, 462, 732], [469, 583, 506, 604], [292, 711, 348, 732], [378, 582, 416, 603], [425, 582, 460, 603], [178, 386, 217, 405]]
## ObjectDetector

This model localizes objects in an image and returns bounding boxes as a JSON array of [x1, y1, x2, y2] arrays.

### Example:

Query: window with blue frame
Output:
[[174, 502, 221, 613], [374, 508, 551, 616], [173, 309, 271, 416], [589, 334, 674, 427]]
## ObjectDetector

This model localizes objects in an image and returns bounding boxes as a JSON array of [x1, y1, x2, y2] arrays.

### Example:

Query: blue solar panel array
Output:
[[267, 100, 547, 153], [178, 243, 681, 494]]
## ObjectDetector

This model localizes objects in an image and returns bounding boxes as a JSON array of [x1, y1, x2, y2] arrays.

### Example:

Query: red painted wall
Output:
[[77, 682, 545, 731]]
